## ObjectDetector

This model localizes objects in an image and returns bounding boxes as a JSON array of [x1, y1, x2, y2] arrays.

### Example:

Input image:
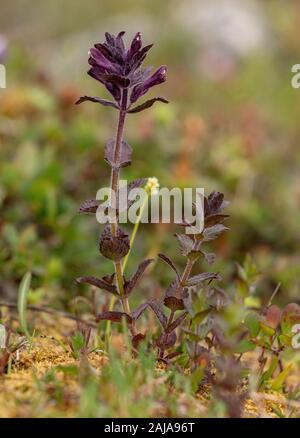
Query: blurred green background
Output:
[[1, 0, 300, 309]]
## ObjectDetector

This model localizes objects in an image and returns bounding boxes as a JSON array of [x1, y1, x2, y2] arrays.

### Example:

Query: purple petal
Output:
[[89, 48, 115, 71], [88, 67, 121, 102], [130, 65, 167, 103], [127, 32, 142, 61], [128, 44, 153, 73]]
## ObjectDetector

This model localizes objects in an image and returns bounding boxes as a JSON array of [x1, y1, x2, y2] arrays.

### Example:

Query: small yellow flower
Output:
[[145, 177, 159, 195]]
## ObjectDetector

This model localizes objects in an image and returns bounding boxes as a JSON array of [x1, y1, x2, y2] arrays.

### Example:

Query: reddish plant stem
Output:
[[109, 89, 137, 337]]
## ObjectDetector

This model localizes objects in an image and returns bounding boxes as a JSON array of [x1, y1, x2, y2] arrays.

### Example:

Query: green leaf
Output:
[[270, 364, 293, 391], [259, 356, 279, 389], [244, 312, 260, 337], [17, 272, 32, 338], [71, 332, 85, 358], [260, 322, 275, 337], [192, 309, 211, 325], [190, 367, 204, 392], [234, 339, 256, 354], [270, 403, 285, 418]]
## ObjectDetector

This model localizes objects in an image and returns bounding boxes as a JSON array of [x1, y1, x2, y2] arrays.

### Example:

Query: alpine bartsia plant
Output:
[[76, 31, 229, 358], [76, 31, 168, 344]]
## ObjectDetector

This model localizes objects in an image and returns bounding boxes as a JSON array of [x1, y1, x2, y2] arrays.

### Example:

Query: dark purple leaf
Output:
[[205, 213, 229, 227], [156, 331, 177, 349], [163, 280, 186, 311], [207, 192, 224, 214], [164, 295, 185, 312], [76, 276, 118, 295], [132, 333, 146, 349], [127, 97, 169, 114], [203, 224, 229, 242], [124, 259, 154, 296], [148, 301, 168, 329], [99, 225, 130, 261], [96, 311, 132, 324], [75, 96, 119, 109], [128, 178, 147, 191], [131, 303, 149, 321], [187, 272, 221, 287], [158, 253, 180, 280], [104, 138, 132, 169], [102, 273, 115, 283], [166, 311, 188, 333], [165, 351, 182, 360], [79, 199, 100, 214], [174, 234, 195, 257]]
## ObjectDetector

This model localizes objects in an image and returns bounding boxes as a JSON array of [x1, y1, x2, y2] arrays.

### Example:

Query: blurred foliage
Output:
[[0, 0, 300, 310]]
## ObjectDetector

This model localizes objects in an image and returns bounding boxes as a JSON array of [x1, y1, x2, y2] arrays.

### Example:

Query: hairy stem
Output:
[[108, 89, 137, 337], [180, 258, 194, 286], [106, 191, 148, 339], [110, 89, 128, 235]]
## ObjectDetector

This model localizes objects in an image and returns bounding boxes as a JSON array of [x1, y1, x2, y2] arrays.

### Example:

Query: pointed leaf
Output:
[[158, 253, 180, 280], [163, 280, 188, 311], [174, 234, 194, 257], [124, 259, 154, 296], [79, 199, 100, 214], [205, 213, 229, 227], [96, 311, 132, 323], [207, 191, 224, 214], [132, 303, 148, 321], [148, 301, 168, 329], [156, 331, 177, 349], [75, 96, 119, 109], [187, 272, 221, 287], [128, 178, 147, 191], [132, 333, 146, 349], [76, 276, 118, 296], [166, 312, 188, 333], [104, 138, 132, 169], [203, 224, 229, 242], [127, 97, 169, 114], [270, 364, 293, 391]]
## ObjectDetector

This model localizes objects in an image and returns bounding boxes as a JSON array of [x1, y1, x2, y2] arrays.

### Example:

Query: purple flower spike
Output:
[[77, 32, 168, 113]]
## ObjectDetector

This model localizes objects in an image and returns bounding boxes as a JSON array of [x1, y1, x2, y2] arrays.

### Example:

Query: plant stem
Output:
[[180, 258, 194, 286], [107, 88, 137, 337], [106, 191, 148, 341], [110, 89, 128, 235]]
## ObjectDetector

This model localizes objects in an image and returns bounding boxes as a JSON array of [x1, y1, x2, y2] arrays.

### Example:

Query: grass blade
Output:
[[17, 272, 32, 338]]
